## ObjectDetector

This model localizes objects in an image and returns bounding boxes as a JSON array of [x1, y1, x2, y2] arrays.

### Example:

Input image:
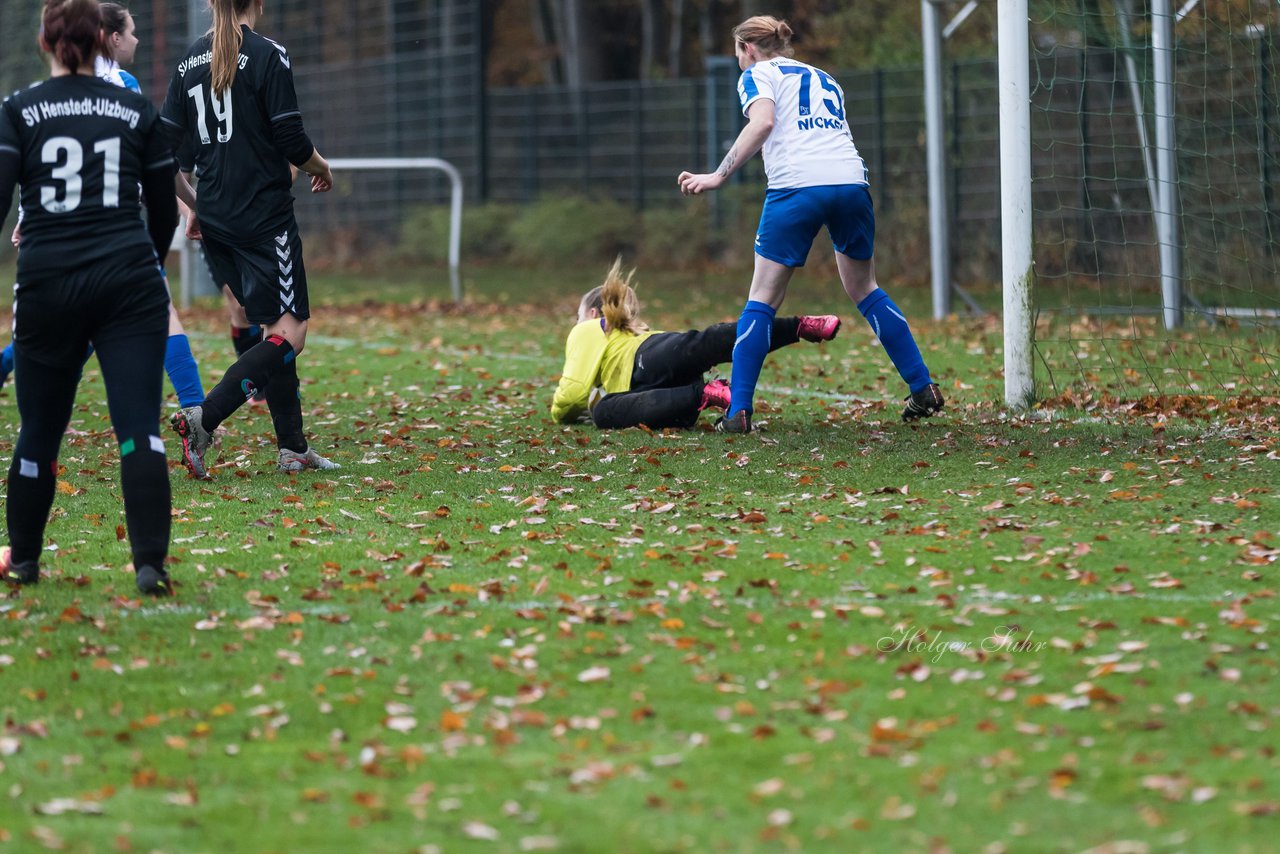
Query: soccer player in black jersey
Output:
[[161, 0, 337, 479], [0, 0, 178, 596]]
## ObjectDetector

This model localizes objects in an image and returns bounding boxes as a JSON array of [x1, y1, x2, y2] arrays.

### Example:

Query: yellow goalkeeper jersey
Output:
[[551, 319, 656, 423]]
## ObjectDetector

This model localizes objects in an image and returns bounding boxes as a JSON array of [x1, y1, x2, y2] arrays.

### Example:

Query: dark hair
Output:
[[732, 15, 795, 59], [211, 0, 254, 93], [99, 2, 128, 35], [40, 0, 107, 74]]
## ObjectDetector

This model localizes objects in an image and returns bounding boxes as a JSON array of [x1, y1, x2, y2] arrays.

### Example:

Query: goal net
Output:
[[1019, 0, 1280, 403]]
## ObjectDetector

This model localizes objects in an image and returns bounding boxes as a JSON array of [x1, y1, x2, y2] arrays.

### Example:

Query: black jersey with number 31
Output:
[[161, 25, 303, 246], [0, 75, 173, 278]]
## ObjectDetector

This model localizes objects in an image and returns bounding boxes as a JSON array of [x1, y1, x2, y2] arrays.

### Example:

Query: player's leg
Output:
[[220, 285, 265, 406], [720, 189, 821, 432], [222, 284, 262, 352], [632, 317, 821, 393], [255, 230, 335, 472], [207, 245, 265, 359], [4, 363, 79, 585], [170, 234, 304, 473], [830, 185, 942, 421], [721, 256, 797, 432], [3, 280, 86, 585], [0, 342, 13, 390], [591, 384, 704, 430], [94, 269, 172, 595], [163, 302, 205, 408]]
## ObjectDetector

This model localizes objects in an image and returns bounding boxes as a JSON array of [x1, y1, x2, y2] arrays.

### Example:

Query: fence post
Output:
[[875, 68, 888, 211], [1258, 35, 1277, 257], [526, 94, 540, 202], [475, 1, 490, 202], [923, 0, 952, 319], [633, 81, 645, 211], [580, 87, 591, 185], [1077, 47, 1098, 275], [950, 61, 960, 245]]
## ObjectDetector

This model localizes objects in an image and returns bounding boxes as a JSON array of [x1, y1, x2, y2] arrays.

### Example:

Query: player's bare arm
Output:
[[678, 99, 775, 195]]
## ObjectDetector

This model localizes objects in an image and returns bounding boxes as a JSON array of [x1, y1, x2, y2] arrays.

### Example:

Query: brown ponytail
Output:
[[40, 0, 107, 75], [732, 15, 795, 59], [211, 0, 253, 93]]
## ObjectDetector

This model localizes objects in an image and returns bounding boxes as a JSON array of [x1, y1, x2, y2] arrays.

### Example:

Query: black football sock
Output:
[[119, 434, 171, 570], [200, 335, 294, 433], [6, 455, 56, 564], [265, 359, 307, 453]]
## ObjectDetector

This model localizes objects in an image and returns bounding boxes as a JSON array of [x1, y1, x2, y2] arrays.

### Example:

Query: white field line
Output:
[[1, 588, 1236, 624]]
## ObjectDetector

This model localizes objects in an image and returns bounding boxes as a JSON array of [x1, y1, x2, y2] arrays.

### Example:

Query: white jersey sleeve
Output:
[[95, 56, 127, 89], [736, 58, 867, 190]]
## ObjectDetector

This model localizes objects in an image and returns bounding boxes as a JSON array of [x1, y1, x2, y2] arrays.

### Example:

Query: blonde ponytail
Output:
[[590, 257, 647, 336], [210, 0, 250, 93]]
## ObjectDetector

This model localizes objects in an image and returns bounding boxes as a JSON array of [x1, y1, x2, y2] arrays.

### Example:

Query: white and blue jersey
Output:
[[739, 58, 873, 266], [95, 57, 142, 93], [738, 57, 866, 190]]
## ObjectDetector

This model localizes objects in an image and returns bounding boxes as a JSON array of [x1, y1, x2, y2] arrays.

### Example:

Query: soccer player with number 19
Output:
[[160, 0, 337, 479], [678, 15, 945, 433]]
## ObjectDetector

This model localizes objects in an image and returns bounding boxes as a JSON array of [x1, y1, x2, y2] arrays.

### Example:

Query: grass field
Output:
[[0, 265, 1277, 853]]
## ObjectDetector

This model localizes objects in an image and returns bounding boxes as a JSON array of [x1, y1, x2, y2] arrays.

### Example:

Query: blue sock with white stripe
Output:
[[164, 333, 205, 408], [857, 288, 933, 393], [728, 300, 777, 417]]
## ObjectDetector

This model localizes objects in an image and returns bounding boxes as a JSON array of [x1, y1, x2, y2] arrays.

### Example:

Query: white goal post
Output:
[[173, 156, 464, 307], [999, 0, 1035, 410]]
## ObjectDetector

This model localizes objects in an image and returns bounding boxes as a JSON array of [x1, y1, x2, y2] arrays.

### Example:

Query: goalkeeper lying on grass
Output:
[[551, 259, 840, 430]]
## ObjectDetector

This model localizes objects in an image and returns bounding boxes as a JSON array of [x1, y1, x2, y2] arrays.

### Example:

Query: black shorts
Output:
[[202, 223, 310, 324], [14, 254, 169, 368]]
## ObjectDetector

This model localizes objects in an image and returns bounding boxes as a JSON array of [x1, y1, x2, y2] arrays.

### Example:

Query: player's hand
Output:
[[9, 223, 19, 247], [185, 211, 202, 241], [677, 171, 725, 196], [310, 166, 334, 194]]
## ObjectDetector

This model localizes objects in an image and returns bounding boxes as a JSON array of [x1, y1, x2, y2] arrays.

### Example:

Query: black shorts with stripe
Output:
[[202, 223, 310, 324]]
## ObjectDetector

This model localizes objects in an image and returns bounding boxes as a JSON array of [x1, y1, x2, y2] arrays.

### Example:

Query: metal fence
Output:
[[2, 2, 1277, 297]]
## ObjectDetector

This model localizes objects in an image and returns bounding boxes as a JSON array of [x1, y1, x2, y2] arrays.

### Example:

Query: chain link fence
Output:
[[3, 3, 1277, 298]]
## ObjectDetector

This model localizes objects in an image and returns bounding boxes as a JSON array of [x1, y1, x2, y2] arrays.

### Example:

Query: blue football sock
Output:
[[164, 333, 205, 408], [728, 300, 777, 416], [0, 344, 13, 379], [857, 288, 933, 393]]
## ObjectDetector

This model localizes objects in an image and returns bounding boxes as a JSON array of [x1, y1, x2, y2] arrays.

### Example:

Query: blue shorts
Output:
[[754, 183, 875, 268]]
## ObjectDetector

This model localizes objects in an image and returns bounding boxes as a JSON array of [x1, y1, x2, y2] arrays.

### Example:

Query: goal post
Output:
[[328, 158, 464, 302], [174, 157, 465, 308], [999, 0, 1036, 409]]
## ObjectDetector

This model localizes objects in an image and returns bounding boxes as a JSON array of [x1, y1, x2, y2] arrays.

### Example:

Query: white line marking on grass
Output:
[[15, 587, 1232, 627]]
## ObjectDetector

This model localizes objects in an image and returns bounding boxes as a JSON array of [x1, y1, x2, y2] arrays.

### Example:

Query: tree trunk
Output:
[[668, 0, 686, 77], [639, 0, 657, 81], [528, 0, 561, 84], [545, 0, 601, 89]]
